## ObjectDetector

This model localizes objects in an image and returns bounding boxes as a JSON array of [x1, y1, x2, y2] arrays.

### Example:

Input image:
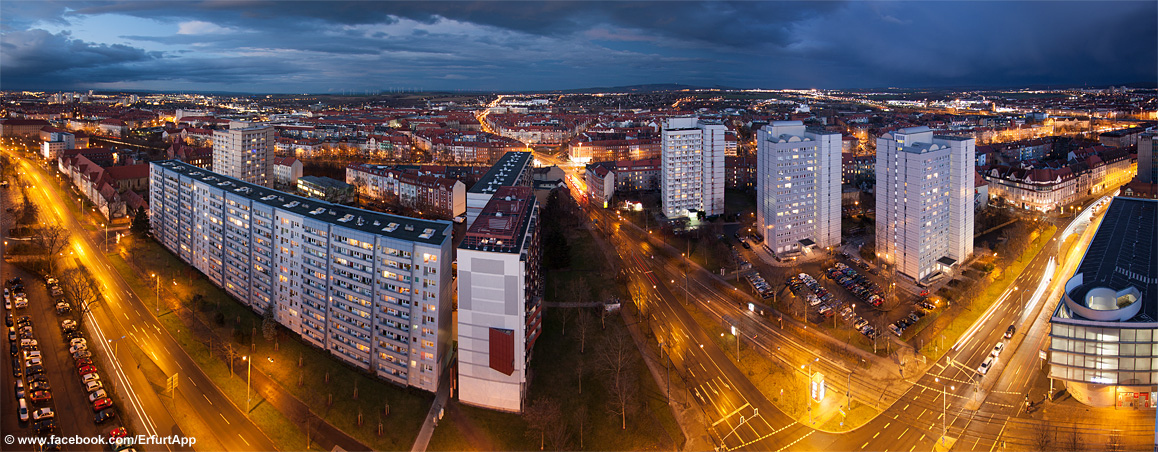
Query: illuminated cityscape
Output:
[[1, 1, 1156, 452]]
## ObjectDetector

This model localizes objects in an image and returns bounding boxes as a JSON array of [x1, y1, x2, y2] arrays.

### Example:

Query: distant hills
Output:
[[546, 83, 737, 94]]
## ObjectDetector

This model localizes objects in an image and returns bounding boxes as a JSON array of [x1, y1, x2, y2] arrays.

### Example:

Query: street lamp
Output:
[[805, 357, 819, 424], [151, 273, 159, 313], [935, 377, 955, 445], [243, 355, 252, 416], [108, 335, 126, 359], [101, 223, 107, 253]]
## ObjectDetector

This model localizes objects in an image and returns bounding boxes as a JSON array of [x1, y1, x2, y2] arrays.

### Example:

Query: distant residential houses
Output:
[[346, 163, 467, 219], [983, 145, 1136, 212], [482, 113, 595, 145], [57, 150, 149, 220]]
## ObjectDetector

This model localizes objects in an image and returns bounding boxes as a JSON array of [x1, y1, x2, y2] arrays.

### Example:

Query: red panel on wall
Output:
[[489, 328, 514, 376]]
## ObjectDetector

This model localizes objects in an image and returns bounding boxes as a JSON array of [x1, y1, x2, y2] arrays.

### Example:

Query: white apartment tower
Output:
[[457, 186, 542, 412], [661, 116, 725, 219], [213, 121, 276, 187], [756, 121, 842, 257], [875, 127, 975, 282]]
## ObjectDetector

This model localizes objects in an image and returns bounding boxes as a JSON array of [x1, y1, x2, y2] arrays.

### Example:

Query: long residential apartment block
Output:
[[875, 127, 975, 283], [755, 121, 842, 257], [457, 186, 542, 412], [466, 151, 533, 227], [149, 160, 455, 392]]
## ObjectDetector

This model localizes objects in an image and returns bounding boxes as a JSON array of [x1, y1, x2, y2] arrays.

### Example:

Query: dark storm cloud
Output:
[[0, 29, 158, 86], [0, 1, 1154, 92]]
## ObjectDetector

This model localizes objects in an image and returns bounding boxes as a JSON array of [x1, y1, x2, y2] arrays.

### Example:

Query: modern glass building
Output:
[[1048, 197, 1158, 407]]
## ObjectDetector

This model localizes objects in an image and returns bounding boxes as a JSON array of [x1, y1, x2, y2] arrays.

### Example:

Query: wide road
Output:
[[548, 144, 1152, 450], [4, 148, 277, 451]]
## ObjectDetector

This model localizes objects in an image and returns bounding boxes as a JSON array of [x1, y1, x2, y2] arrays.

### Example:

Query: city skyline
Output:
[[2, 1, 1156, 94]]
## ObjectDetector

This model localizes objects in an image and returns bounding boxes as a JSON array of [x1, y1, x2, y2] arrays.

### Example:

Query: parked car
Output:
[[31, 407, 54, 421], [26, 364, 45, 376], [84, 380, 103, 393], [1004, 325, 1016, 339], [14, 379, 25, 399], [991, 341, 1005, 358], [75, 358, 93, 369], [81, 372, 101, 385], [18, 398, 29, 422], [33, 419, 57, 435], [69, 343, 88, 354], [30, 390, 52, 403], [88, 389, 108, 402], [70, 338, 87, 348], [92, 397, 114, 411], [61, 319, 76, 332], [77, 365, 98, 376], [94, 408, 116, 424], [108, 427, 128, 439], [73, 350, 92, 360]]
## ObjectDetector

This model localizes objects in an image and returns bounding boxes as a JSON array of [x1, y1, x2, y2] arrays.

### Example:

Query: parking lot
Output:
[[729, 236, 944, 350], [2, 184, 128, 450]]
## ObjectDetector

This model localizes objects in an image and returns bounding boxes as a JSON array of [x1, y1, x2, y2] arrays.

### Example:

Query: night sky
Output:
[[2, 1, 1155, 94]]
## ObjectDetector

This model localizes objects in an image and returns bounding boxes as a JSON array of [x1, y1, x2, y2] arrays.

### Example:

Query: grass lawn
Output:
[[918, 225, 1057, 360], [428, 308, 681, 451], [112, 236, 431, 451], [725, 189, 756, 217]]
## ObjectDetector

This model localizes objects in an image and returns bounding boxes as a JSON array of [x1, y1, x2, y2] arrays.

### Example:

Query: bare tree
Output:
[[35, 224, 71, 274], [558, 306, 574, 338], [572, 402, 589, 450], [221, 342, 245, 378], [597, 327, 638, 430], [523, 397, 561, 451], [262, 303, 278, 342], [1032, 421, 1053, 452], [59, 268, 98, 329], [1065, 425, 1082, 452], [545, 408, 572, 451], [575, 309, 594, 354]]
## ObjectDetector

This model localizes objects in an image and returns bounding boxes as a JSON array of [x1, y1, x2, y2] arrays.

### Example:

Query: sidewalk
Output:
[[410, 365, 451, 452]]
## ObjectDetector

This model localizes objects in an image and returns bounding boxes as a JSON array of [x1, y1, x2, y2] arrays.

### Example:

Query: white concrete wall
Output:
[[457, 249, 527, 412]]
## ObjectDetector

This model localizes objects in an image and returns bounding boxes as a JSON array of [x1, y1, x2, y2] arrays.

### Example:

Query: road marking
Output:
[[123, 313, 130, 321], [203, 394, 213, 405], [238, 435, 250, 447], [900, 427, 909, 438], [861, 442, 870, 449], [219, 413, 230, 424], [189, 377, 197, 387], [883, 422, 890, 429], [909, 446, 916, 452]]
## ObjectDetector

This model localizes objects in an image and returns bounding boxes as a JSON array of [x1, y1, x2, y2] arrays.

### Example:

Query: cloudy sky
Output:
[[1, 1, 1154, 93]]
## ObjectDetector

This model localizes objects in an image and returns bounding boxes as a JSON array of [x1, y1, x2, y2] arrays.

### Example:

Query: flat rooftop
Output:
[[154, 160, 451, 245], [460, 186, 536, 253], [1069, 197, 1158, 322], [468, 151, 532, 195]]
